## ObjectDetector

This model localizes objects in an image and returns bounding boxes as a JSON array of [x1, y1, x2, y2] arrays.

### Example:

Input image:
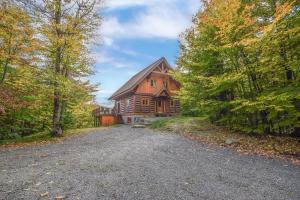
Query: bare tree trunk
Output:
[[1, 35, 11, 84], [279, 43, 293, 82], [0, 59, 9, 84], [52, 0, 63, 137], [53, 90, 62, 136]]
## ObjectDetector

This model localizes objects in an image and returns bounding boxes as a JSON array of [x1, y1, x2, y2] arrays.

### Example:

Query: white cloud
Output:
[[104, 0, 199, 11], [103, 0, 153, 9], [101, 17, 124, 37], [102, 37, 114, 46], [127, 71, 138, 76], [97, 89, 115, 95], [100, 0, 200, 40], [186, 0, 201, 13], [109, 44, 156, 59], [92, 51, 138, 68]]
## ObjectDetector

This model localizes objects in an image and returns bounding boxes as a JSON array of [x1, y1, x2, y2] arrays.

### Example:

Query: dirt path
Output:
[[0, 125, 299, 200]]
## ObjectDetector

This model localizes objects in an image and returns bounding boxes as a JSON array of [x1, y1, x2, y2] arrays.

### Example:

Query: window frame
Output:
[[163, 80, 168, 88], [125, 98, 130, 107], [141, 98, 149, 106], [150, 79, 157, 87], [170, 99, 175, 107], [117, 102, 120, 113]]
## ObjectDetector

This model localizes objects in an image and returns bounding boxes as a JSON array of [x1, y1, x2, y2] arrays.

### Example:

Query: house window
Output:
[[170, 100, 174, 106], [163, 81, 168, 88], [117, 102, 120, 113], [125, 99, 130, 107], [142, 98, 149, 106], [150, 79, 157, 87]]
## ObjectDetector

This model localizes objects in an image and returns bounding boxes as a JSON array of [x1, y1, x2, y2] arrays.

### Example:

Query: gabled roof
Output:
[[154, 86, 171, 97], [108, 57, 173, 100]]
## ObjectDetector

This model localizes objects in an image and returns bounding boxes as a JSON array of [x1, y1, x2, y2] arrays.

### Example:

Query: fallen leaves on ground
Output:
[[155, 118, 300, 165], [40, 192, 49, 197], [0, 127, 106, 148]]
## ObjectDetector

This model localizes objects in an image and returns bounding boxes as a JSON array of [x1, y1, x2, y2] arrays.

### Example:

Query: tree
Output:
[[0, 1, 44, 138], [0, 0, 102, 140], [20, 0, 101, 136], [0, 0, 37, 84], [176, 0, 300, 135]]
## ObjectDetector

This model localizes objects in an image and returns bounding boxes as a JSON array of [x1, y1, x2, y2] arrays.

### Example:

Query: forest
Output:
[[0, 0, 100, 139], [175, 0, 300, 136], [1, 0, 299, 142]]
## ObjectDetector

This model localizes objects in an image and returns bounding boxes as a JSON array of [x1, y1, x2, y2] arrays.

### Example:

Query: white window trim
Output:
[[125, 99, 130, 107]]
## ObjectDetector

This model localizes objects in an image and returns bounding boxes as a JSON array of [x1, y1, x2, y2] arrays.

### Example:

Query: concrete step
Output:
[[132, 124, 146, 128]]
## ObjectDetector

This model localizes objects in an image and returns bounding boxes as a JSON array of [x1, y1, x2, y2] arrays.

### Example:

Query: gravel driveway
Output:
[[0, 125, 299, 200]]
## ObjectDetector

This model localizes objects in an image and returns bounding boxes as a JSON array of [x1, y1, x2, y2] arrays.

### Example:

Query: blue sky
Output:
[[89, 0, 201, 107]]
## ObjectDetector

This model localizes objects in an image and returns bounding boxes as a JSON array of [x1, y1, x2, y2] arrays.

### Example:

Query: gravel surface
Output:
[[0, 125, 299, 200]]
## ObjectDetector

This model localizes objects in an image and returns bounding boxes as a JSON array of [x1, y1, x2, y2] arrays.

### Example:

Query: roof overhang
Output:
[[108, 57, 174, 100]]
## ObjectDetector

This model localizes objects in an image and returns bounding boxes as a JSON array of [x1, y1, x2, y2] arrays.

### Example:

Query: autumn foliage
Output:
[[176, 0, 300, 135], [0, 0, 100, 139]]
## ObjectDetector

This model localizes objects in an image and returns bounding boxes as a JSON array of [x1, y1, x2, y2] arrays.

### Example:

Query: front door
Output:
[[156, 100, 165, 113]]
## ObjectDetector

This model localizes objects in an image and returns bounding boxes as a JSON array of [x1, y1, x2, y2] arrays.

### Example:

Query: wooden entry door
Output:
[[156, 99, 165, 113]]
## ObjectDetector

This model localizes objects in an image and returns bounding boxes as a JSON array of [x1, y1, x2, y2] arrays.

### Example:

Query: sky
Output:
[[89, 0, 201, 107]]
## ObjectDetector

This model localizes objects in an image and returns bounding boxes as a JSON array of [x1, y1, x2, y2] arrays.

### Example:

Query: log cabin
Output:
[[108, 57, 180, 124]]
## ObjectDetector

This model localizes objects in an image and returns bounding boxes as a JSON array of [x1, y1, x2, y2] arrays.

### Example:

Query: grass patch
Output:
[[0, 132, 54, 145], [0, 127, 105, 146], [151, 116, 300, 164], [151, 116, 211, 133]]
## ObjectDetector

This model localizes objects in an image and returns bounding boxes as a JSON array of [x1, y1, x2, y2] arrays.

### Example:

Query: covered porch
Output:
[[154, 87, 178, 116]]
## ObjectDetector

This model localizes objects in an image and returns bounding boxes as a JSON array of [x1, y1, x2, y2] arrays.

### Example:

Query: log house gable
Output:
[[108, 57, 179, 100]]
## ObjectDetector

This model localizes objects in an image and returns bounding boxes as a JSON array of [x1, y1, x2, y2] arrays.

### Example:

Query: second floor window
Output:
[[150, 79, 157, 87], [163, 81, 168, 88]]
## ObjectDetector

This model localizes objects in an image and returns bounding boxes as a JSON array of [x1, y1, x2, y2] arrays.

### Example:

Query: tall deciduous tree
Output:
[[176, 0, 300, 135], [0, 1, 102, 139], [21, 0, 101, 136], [0, 1, 37, 84]]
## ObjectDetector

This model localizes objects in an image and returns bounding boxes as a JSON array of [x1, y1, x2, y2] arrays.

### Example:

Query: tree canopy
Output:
[[175, 0, 300, 135], [0, 0, 101, 139]]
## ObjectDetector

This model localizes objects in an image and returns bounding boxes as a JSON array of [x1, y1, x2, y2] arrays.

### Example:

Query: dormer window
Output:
[[163, 81, 168, 88], [150, 79, 157, 87]]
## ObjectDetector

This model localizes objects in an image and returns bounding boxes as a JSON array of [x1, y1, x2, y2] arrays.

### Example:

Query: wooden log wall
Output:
[[134, 94, 156, 114], [116, 95, 180, 115], [168, 99, 180, 113], [117, 95, 135, 114]]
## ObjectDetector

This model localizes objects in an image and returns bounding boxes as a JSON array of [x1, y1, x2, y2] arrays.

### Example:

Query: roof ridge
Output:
[[131, 57, 163, 77], [108, 57, 170, 100]]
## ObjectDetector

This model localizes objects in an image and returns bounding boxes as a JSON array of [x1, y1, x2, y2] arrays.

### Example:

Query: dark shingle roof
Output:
[[108, 57, 172, 100]]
